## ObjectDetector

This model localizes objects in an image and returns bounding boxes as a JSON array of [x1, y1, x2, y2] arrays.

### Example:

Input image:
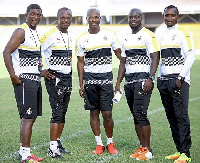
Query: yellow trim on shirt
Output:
[[177, 26, 192, 50], [142, 28, 159, 51], [75, 31, 88, 56], [161, 45, 181, 49], [86, 44, 111, 51], [40, 27, 58, 44], [19, 46, 40, 50], [124, 45, 147, 49], [20, 23, 28, 29]]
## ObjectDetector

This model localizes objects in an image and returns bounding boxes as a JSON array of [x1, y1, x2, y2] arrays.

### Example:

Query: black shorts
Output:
[[124, 82, 153, 115], [84, 84, 113, 111], [13, 79, 42, 119], [45, 76, 72, 123]]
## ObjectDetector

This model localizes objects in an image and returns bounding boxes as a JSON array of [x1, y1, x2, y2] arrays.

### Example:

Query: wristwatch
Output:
[[149, 75, 155, 81], [177, 76, 185, 82]]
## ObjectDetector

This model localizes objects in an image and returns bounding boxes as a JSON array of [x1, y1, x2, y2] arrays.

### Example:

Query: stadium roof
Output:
[[0, 0, 200, 17]]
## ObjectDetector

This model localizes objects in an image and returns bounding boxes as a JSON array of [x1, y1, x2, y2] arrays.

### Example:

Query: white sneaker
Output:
[[136, 148, 154, 160]]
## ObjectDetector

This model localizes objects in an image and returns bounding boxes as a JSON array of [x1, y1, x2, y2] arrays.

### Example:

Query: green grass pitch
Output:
[[0, 54, 200, 162]]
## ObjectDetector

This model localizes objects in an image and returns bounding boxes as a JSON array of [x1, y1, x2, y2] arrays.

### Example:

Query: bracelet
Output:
[[149, 75, 155, 81], [177, 76, 185, 82], [79, 86, 84, 90]]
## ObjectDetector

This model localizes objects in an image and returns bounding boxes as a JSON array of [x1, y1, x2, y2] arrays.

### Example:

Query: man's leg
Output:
[[90, 109, 101, 136], [135, 125, 151, 150], [21, 118, 35, 147], [56, 88, 71, 154], [50, 123, 59, 141], [20, 118, 35, 160], [131, 82, 153, 160], [158, 79, 181, 151], [56, 123, 70, 154], [57, 123, 64, 138], [101, 111, 114, 138], [90, 109, 105, 154], [171, 81, 191, 157], [101, 111, 118, 154]]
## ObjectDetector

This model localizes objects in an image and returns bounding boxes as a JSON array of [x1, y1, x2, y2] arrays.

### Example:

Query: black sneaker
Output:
[[57, 140, 70, 154], [47, 148, 62, 158]]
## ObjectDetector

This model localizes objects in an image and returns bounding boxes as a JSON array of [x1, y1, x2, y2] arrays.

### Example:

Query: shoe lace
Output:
[[108, 143, 115, 149], [135, 147, 143, 153], [140, 148, 149, 155], [96, 145, 102, 149]]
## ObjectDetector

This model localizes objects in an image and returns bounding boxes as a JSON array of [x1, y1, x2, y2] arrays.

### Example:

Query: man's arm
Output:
[[3, 28, 25, 84], [77, 56, 85, 98], [176, 50, 195, 87], [143, 51, 160, 93], [113, 48, 121, 60], [40, 36, 55, 80], [115, 57, 126, 93]]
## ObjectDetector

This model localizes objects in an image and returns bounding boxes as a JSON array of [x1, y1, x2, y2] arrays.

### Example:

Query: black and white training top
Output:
[[40, 27, 73, 75], [157, 24, 195, 84], [76, 28, 120, 85], [12, 23, 41, 76], [121, 27, 159, 84]]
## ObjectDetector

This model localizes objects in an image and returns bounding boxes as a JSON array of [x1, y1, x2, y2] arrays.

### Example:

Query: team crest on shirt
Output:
[[103, 35, 108, 40], [57, 38, 60, 40], [137, 36, 142, 41], [171, 34, 176, 40], [26, 108, 32, 115]]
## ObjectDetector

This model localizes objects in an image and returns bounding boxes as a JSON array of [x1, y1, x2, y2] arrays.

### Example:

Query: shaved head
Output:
[[87, 8, 100, 17], [129, 8, 142, 17]]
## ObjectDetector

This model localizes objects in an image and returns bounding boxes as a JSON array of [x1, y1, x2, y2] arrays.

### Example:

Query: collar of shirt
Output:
[[167, 24, 179, 31]]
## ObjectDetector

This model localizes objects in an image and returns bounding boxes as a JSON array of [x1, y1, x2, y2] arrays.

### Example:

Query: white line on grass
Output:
[[0, 97, 199, 161]]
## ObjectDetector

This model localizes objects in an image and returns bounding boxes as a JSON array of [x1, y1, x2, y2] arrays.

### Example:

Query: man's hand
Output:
[[10, 74, 21, 84], [176, 79, 182, 88], [143, 78, 153, 93], [115, 83, 121, 94], [41, 70, 55, 80], [79, 86, 85, 98]]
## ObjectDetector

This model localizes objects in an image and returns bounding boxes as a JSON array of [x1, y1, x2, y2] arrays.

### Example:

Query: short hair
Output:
[[26, 4, 42, 14], [129, 8, 142, 17], [57, 7, 72, 17], [163, 5, 179, 15], [87, 8, 100, 17]]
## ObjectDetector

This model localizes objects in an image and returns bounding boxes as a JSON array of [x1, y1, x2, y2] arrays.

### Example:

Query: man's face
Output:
[[128, 10, 142, 28], [57, 10, 72, 30], [163, 8, 179, 27], [26, 9, 42, 27], [87, 10, 101, 30]]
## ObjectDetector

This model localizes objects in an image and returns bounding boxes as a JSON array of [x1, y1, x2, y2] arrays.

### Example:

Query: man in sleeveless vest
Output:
[[157, 5, 195, 163], [3, 4, 44, 163], [40, 7, 73, 159], [115, 8, 160, 160], [76, 8, 121, 155]]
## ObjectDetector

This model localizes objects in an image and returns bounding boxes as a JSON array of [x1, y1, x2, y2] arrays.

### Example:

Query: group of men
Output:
[[3, 3, 195, 163]]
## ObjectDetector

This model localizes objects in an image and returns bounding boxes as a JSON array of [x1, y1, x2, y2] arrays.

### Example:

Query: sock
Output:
[[106, 136, 113, 145], [19, 143, 22, 156], [50, 141, 58, 150], [95, 134, 104, 146], [21, 147, 31, 160]]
